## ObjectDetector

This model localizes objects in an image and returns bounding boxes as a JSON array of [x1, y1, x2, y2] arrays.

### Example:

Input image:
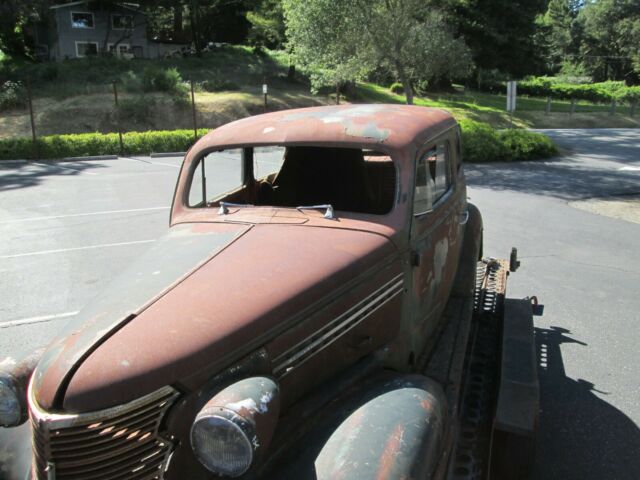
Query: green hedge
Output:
[[459, 119, 557, 163], [0, 129, 209, 160], [0, 123, 556, 163], [518, 77, 640, 105]]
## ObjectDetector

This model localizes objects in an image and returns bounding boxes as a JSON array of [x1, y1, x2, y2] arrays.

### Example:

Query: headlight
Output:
[[191, 408, 255, 477], [0, 377, 22, 427], [190, 376, 280, 477]]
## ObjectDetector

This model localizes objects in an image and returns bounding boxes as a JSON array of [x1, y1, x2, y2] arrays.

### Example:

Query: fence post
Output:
[[609, 99, 616, 116], [26, 76, 38, 159], [336, 83, 340, 105], [112, 82, 124, 155], [190, 80, 198, 142], [545, 96, 551, 115], [570, 99, 576, 116]]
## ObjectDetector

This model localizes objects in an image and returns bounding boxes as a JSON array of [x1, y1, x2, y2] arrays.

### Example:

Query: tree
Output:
[[578, 0, 640, 83], [453, 0, 549, 81], [283, 0, 471, 104], [246, 0, 285, 49], [0, 0, 51, 59]]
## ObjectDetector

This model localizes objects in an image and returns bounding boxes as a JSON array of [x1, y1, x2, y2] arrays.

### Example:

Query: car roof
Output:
[[195, 104, 457, 153]]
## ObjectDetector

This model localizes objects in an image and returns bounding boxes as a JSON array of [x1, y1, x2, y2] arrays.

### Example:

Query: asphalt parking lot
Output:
[[1, 129, 639, 479]]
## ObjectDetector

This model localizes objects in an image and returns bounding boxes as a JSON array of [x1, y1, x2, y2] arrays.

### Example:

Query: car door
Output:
[[409, 130, 465, 355]]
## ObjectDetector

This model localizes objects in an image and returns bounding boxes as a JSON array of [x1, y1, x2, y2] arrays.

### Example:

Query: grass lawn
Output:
[[356, 83, 640, 129], [1, 46, 638, 139]]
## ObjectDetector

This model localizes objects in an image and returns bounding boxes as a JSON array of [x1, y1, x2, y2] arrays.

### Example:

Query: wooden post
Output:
[[112, 82, 124, 155], [570, 99, 576, 116], [190, 80, 198, 141], [263, 77, 268, 113], [545, 96, 551, 115], [26, 76, 38, 159], [609, 99, 616, 116], [336, 83, 340, 105]]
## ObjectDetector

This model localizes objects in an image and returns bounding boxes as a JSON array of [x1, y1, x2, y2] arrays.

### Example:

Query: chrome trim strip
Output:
[[28, 379, 179, 429], [273, 273, 404, 377]]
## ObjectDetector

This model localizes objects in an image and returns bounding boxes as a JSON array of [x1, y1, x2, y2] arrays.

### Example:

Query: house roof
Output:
[[50, 1, 144, 14]]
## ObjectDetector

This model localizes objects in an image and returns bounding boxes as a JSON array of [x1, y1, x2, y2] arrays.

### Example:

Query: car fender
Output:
[[277, 372, 448, 480], [316, 373, 447, 479]]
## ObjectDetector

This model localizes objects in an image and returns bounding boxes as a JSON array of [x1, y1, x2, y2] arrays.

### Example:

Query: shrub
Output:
[[142, 67, 185, 94], [389, 82, 404, 94], [0, 123, 557, 163], [616, 86, 640, 105], [0, 80, 26, 110], [497, 129, 557, 161], [39, 63, 59, 82], [0, 129, 209, 160], [121, 71, 143, 92], [201, 78, 240, 92], [459, 119, 510, 162], [459, 119, 557, 163], [117, 96, 156, 124], [516, 77, 640, 105]]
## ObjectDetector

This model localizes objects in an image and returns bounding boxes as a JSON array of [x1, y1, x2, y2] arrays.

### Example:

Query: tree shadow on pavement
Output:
[[465, 159, 640, 200], [533, 326, 640, 480], [466, 129, 640, 201], [0, 160, 105, 192]]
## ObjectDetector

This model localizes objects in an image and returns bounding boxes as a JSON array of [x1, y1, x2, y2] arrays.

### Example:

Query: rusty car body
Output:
[[0, 104, 539, 480]]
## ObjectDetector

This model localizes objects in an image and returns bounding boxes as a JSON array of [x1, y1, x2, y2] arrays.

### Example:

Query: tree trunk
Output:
[[173, 0, 183, 41], [190, 0, 202, 56], [395, 62, 413, 105]]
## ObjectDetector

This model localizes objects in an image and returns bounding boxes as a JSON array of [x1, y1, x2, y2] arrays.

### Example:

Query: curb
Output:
[[150, 152, 186, 158], [61, 155, 119, 161]]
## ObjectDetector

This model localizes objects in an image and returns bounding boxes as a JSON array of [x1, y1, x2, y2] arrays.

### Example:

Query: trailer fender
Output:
[[313, 373, 448, 480]]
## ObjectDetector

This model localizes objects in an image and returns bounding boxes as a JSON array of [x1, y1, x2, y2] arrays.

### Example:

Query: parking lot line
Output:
[[0, 206, 170, 224], [1, 239, 156, 259], [120, 157, 181, 168], [0, 311, 79, 329], [33, 162, 97, 175]]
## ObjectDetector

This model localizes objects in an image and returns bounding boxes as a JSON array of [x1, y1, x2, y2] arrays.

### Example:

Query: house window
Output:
[[108, 43, 131, 57], [71, 12, 94, 29], [76, 41, 99, 58], [112, 14, 134, 30]]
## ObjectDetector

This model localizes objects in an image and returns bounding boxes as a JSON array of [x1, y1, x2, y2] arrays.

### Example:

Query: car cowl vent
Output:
[[29, 385, 179, 480]]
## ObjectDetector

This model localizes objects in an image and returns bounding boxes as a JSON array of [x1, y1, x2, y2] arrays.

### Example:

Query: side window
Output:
[[254, 146, 286, 180], [188, 149, 243, 207], [413, 141, 451, 215]]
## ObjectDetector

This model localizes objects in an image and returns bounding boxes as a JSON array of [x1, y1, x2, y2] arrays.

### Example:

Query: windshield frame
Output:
[[182, 142, 400, 219]]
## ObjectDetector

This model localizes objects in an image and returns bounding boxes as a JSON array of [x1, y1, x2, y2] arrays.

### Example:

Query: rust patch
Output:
[[377, 424, 405, 480]]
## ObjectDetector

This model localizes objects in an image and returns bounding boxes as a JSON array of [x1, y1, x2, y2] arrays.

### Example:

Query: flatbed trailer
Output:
[[443, 255, 539, 480]]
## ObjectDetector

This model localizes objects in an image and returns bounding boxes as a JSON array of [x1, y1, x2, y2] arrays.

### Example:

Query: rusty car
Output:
[[0, 104, 539, 479]]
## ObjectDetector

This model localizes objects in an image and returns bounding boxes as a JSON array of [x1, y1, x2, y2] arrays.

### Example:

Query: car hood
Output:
[[32, 222, 397, 412]]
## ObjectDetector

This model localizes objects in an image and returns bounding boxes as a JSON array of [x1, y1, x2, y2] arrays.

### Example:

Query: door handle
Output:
[[459, 210, 469, 225]]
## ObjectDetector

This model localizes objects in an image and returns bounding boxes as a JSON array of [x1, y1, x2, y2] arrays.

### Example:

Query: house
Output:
[[35, 1, 184, 61]]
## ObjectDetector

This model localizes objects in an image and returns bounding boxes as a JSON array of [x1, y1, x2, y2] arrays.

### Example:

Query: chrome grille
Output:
[[30, 386, 179, 480]]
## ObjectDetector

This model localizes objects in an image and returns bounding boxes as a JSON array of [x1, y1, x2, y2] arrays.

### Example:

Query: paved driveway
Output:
[[0, 129, 639, 479]]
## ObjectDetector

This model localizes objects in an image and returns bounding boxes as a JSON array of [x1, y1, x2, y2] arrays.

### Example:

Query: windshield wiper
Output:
[[217, 202, 254, 215], [218, 201, 337, 220], [296, 204, 336, 220]]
